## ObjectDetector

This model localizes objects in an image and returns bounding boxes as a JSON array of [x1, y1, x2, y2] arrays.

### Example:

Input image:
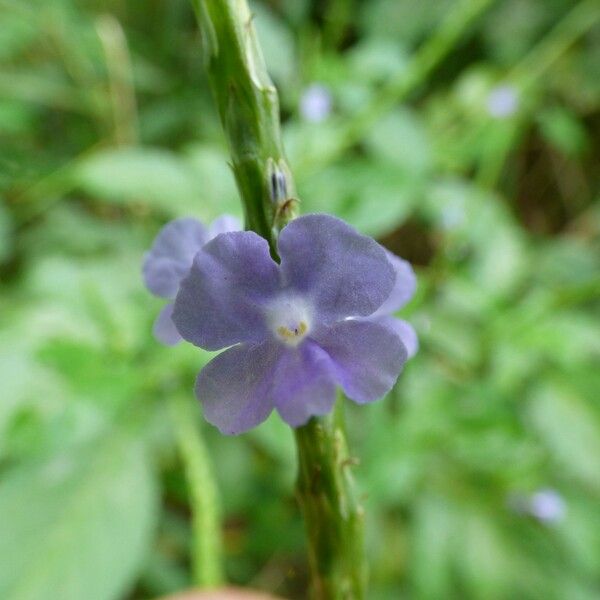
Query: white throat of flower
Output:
[[266, 295, 312, 347]]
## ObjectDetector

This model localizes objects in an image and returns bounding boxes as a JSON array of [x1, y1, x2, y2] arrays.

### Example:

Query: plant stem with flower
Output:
[[188, 0, 367, 596]]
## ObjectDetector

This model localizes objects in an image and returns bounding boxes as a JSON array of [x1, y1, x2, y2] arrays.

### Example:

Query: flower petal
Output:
[[143, 218, 209, 299], [272, 341, 337, 427], [314, 319, 406, 404], [278, 214, 395, 322], [173, 231, 280, 350], [371, 316, 418, 358], [374, 252, 416, 315], [153, 303, 182, 346], [208, 214, 242, 238], [196, 342, 279, 435]]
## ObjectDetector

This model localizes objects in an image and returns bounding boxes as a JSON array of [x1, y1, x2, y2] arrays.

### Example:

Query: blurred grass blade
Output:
[[170, 395, 224, 588]]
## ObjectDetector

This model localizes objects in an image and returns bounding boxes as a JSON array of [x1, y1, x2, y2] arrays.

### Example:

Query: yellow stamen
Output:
[[276, 321, 307, 340]]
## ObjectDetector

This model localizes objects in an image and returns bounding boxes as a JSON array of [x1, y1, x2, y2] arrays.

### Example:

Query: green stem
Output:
[[189, 1, 367, 597], [169, 395, 223, 588], [190, 0, 297, 248], [509, 0, 600, 90], [322, 0, 354, 50], [95, 14, 139, 146], [295, 401, 366, 599]]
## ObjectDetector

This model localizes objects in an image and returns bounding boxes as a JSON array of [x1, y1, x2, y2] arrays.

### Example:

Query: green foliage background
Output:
[[1, 0, 599, 598]]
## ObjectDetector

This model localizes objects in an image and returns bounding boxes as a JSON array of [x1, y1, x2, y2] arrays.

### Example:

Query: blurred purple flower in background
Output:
[[508, 488, 567, 525], [173, 214, 415, 433], [487, 84, 519, 119], [529, 489, 566, 524], [142, 215, 240, 345], [300, 84, 332, 123]]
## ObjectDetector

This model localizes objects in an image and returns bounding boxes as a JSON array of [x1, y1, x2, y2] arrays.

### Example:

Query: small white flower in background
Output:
[[300, 84, 332, 123], [529, 489, 566, 524], [487, 84, 519, 119]]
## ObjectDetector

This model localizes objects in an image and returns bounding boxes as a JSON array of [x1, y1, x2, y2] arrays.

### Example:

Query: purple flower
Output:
[[487, 85, 519, 119], [300, 84, 332, 123], [173, 214, 414, 434], [507, 488, 567, 525], [360, 251, 418, 358], [529, 489, 566, 524], [142, 215, 240, 345]]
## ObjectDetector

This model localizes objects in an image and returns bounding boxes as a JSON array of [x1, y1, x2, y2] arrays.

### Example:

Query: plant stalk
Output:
[[189, 1, 367, 597], [170, 395, 224, 588], [190, 0, 298, 248], [294, 402, 366, 599]]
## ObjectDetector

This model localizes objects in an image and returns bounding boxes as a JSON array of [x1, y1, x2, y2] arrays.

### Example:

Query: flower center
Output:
[[276, 320, 308, 341], [265, 295, 312, 346]]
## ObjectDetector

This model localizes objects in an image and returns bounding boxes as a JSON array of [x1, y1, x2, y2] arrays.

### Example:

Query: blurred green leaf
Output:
[[251, 2, 296, 86], [411, 494, 456, 597], [75, 148, 199, 213], [300, 158, 420, 236], [0, 434, 158, 600], [528, 383, 600, 492], [537, 106, 589, 158], [365, 109, 432, 174], [348, 38, 410, 84], [0, 201, 13, 262], [459, 511, 513, 598], [0, 9, 38, 60], [484, 0, 550, 63], [37, 339, 141, 410], [75, 145, 241, 221], [361, 0, 452, 43]]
